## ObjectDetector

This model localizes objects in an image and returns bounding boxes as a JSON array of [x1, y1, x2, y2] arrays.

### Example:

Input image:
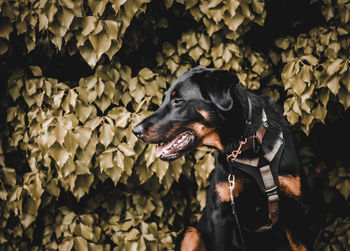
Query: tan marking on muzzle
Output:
[[181, 227, 207, 251], [278, 175, 301, 197]]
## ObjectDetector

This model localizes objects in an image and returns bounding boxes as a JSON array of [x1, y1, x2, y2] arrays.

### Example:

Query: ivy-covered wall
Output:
[[1, 0, 350, 250]]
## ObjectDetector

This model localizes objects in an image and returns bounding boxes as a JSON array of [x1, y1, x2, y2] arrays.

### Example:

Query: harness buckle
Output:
[[227, 138, 247, 162], [228, 174, 235, 206], [265, 186, 278, 196]]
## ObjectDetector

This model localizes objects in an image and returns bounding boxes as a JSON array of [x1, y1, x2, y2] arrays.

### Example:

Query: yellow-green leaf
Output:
[[82, 16, 97, 36], [89, 32, 111, 59], [48, 142, 70, 167], [99, 123, 114, 148]]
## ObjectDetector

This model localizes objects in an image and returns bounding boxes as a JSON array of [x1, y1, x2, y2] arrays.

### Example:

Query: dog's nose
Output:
[[132, 124, 145, 138]]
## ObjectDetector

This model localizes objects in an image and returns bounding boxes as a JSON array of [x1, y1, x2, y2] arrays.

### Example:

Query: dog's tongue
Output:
[[156, 132, 194, 158], [156, 135, 181, 157]]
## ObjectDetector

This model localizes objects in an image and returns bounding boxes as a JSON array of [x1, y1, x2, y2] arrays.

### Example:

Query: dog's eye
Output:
[[171, 98, 184, 107]]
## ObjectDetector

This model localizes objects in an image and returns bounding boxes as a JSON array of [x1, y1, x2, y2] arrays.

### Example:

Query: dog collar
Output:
[[226, 108, 268, 162], [242, 96, 252, 139]]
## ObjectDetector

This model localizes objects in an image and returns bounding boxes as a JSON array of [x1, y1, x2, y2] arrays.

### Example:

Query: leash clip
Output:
[[227, 138, 247, 162], [228, 174, 235, 205]]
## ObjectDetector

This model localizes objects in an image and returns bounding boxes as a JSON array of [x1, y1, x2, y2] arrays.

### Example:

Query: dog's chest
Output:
[[214, 170, 270, 231]]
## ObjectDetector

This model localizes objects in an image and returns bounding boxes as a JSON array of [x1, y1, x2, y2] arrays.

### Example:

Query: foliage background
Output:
[[1, 0, 350, 250]]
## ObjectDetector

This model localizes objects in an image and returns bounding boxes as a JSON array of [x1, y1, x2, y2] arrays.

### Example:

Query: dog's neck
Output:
[[218, 89, 264, 155]]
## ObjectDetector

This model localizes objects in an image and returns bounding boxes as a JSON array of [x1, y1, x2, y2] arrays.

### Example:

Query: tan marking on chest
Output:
[[215, 178, 250, 202], [285, 230, 307, 251], [180, 227, 207, 251], [278, 175, 301, 197]]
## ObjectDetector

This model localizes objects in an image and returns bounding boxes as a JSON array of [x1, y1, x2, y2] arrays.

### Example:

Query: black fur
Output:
[[133, 66, 314, 250]]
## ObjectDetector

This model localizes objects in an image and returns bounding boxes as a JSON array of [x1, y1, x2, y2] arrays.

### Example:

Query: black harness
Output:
[[226, 96, 284, 250]]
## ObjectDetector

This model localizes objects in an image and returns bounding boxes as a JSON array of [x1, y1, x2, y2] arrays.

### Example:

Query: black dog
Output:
[[132, 66, 313, 250]]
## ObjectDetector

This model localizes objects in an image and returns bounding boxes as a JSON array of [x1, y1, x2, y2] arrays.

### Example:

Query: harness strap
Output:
[[227, 107, 284, 233], [256, 165, 279, 232], [230, 134, 284, 232]]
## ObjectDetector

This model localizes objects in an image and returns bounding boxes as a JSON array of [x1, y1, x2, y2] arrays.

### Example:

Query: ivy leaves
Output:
[[0, 0, 150, 68], [2, 0, 350, 250], [279, 26, 350, 134]]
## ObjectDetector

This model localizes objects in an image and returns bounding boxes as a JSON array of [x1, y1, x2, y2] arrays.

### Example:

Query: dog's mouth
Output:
[[156, 131, 196, 161]]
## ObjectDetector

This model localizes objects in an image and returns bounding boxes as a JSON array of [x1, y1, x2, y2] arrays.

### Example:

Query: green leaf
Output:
[[29, 66, 42, 77], [82, 16, 97, 36], [301, 55, 318, 66], [2, 167, 16, 186], [54, 121, 68, 145], [153, 158, 169, 181], [118, 143, 135, 156], [78, 223, 94, 241], [0, 20, 13, 40], [58, 239, 74, 251], [88, 0, 108, 16], [74, 126, 92, 149], [104, 20, 121, 40], [25, 173, 44, 201], [95, 94, 111, 113], [85, 116, 103, 130], [285, 110, 299, 125], [79, 43, 98, 68], [125, 228, 140, 241], [338, 89, 350, 110], [139, 68, 156, 80], [6, 106, 17, 122], [313, 104, 327, 123], [164, 0, 174, 9], [341, 70, 350, 92], [99, 151, 114, 170], [76, 101, 92, 123], [252, 0, 265, 14], [327, 58, 343, 76], [108, 107, 130, 128], [336, 179, 350, 200], [275, 37, 292, 50], [189, 46, 203, 61], [89, 32, 111, 59], [319, 88, 330, 107], [48, 142, 70, 167], [300, 65, 311, 83], [227, 0, 240, 17], [290, 76, 306, 96], [49, 20, 68, 38], [74, 237, 88, 251], [301, 113, 314, 132], [25, 79, 37, 96], [227, 13, 244, 31], [57, 7, 75, 28], [46, 178, 60, 197], [104, 165, 123, 185], [114, 150, 125, 170], [327, 75, 340, 95], [99, 122, 114, 148]]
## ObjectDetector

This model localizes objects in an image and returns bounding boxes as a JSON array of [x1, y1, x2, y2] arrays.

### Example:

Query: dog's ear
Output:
[[193, 69, 238, 111]]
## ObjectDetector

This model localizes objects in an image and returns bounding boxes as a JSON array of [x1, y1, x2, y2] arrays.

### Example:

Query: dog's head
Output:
[[132, 66, 241, 161]]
